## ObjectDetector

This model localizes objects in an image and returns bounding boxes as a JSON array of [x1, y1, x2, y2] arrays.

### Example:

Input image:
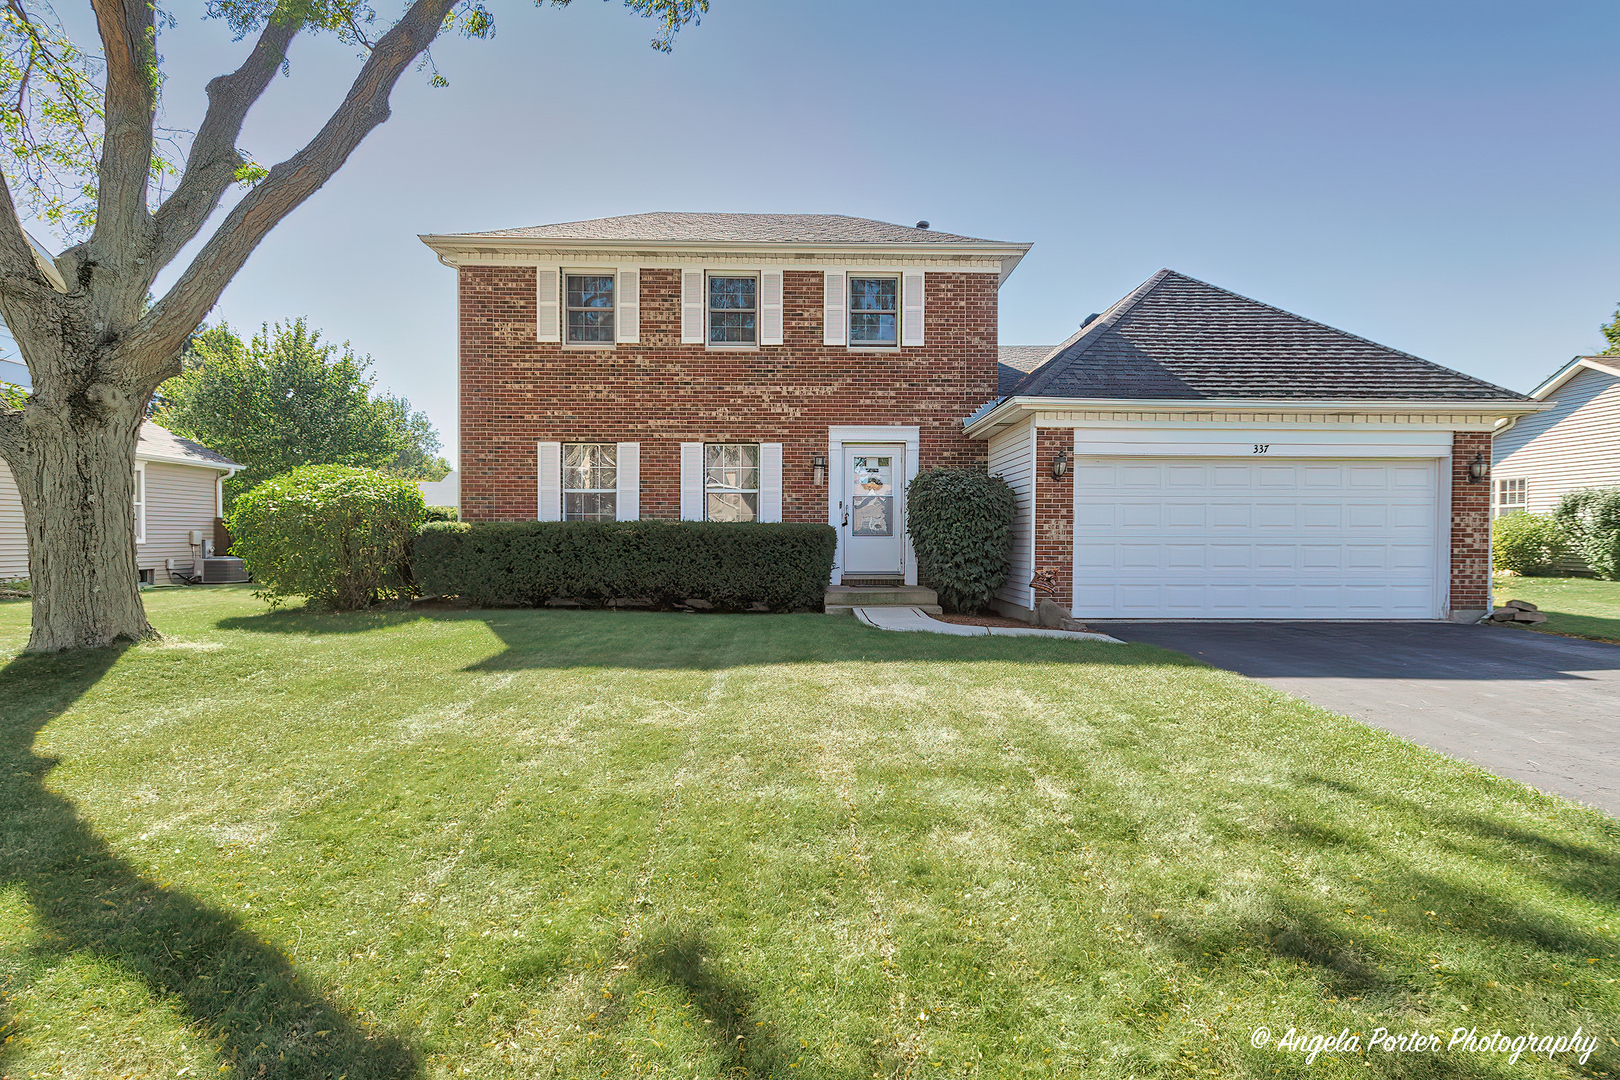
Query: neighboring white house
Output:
[[1492, 355, 1620, 518], [0, 421, 242, 583], [418, 469, 459, 509]]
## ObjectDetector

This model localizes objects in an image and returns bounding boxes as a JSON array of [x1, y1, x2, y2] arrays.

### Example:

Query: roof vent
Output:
[[915, 220, 930, 230], [1081, 312, 1101, 328]]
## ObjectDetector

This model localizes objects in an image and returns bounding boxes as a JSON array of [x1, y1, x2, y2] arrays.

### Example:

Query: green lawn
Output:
[[1494, 575, 1620, 644], [1, 588, 1617, 1079]]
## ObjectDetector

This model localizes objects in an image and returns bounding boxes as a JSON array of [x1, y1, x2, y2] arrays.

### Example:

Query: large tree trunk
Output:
[[12, 378, 153, 652]]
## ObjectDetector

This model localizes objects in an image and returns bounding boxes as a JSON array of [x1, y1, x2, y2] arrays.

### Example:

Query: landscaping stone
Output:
[[684, 598, 714, 610], [1506, 599, 1539, 611], [1513, 610, 1548, 623]]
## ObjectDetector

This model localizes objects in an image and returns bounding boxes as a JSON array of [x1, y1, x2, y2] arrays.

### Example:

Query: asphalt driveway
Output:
[[1096, 621, 1620, 816]]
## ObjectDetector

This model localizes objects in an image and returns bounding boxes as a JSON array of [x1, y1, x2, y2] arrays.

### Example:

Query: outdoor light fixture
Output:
[[1050, 448, 1069, 480], [1468, 452, 1488, 484], [812, 454, 826, 486]]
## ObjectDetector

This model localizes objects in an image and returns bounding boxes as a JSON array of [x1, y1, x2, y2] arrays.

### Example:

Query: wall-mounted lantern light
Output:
[[1468, 452, 1488, 484], [1050, 448, 1069, 481], [812, 454, 827, 486]]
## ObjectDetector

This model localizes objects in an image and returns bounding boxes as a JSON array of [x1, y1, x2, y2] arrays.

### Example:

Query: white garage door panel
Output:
[[1073, 457, 1441, 619]]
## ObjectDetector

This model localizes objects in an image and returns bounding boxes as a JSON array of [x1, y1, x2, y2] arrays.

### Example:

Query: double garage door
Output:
[[1072, 456, 1442, 619]]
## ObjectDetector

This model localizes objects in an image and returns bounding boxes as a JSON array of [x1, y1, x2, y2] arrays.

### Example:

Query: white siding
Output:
[[139, 461, 220, 574], [0, 461, 26, 580], [1494, 367, 1620, 514], [988, 419, 1035, 610]]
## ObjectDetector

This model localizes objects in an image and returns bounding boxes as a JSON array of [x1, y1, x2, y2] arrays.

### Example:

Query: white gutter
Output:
[[963, 394, 1556, 439]]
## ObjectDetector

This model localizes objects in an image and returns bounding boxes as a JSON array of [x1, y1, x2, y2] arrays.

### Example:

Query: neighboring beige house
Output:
[[1492, 355, 1620, 518], [0, 421, 241, 583], [417, 468, 459, 510]]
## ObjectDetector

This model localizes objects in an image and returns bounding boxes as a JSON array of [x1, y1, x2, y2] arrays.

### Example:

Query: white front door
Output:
[[1071, 456, 1443, 618], [841, 445, 906, 579]]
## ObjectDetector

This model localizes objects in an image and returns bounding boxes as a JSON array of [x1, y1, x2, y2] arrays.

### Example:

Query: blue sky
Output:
[[32, 1, 1620, 464]]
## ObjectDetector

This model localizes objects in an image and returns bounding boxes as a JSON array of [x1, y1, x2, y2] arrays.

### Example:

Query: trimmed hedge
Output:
[[1491, 512, 1567, 576], [414, 520, 837, 610], [1554, 488, 1620, 580], [905, 467, 1018, 613], [227, 465, 424, 609]]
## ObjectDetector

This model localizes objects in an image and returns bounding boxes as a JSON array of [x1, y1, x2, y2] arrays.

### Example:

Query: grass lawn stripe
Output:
[[0, 586, 1615, 1078]]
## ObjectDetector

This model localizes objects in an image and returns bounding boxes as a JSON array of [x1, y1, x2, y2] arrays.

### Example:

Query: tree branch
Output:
[[128, 0, 457, 377], [86, 0, 158, 273], [150, 13, 303, 274]]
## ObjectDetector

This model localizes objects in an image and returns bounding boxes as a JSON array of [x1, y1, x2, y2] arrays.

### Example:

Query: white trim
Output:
[[822, 271, 846, 347], [679, 442, 704, 520], [616, 442, 641, 521], [1069, 427, 1454, 458], [827, 425, 920, 586], [759, 442, 783, 522], [132, 463, 146, 545], [1438, 453, 1454, 620], [537, 441, 562, 521], [681, 269, 705, 345], [1526, 355, 1620, 400]]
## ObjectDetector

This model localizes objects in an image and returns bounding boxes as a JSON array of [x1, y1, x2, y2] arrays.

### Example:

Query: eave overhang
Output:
[[419, 234, 1033, 286], [962, 395, 1556, 440]]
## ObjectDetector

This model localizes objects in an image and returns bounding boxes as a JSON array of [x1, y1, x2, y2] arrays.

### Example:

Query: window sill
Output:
[[846, 345, 901, 352], [705, 343, 760, 352], [560, 342, 619, 351]]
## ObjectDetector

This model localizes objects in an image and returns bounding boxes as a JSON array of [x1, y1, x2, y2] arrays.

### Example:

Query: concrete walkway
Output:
[[1098, 620, 1620, 816], [853, 606, 1123, 643]]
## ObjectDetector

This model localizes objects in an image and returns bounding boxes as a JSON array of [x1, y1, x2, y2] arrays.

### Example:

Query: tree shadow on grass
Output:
[[633, 926, 798, 1076], [0, 647, 416, 1079], [215, 605, 1194, 674]]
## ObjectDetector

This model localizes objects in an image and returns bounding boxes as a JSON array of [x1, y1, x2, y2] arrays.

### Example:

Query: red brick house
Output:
[[422, 215, 1545, 622]]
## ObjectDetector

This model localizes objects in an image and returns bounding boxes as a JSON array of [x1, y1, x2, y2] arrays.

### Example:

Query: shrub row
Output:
[[414, 520, 837, 610]]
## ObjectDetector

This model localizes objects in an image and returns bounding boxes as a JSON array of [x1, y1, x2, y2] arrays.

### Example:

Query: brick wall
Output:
[[1032, 428, 1075, 607], [458, 267, 998, 522], [1450, 430, 1493, 613]]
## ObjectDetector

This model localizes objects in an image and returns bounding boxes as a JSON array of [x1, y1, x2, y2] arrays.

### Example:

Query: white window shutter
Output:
[[537, 441, 562, 520], [616, 268, 639, 344], [681, 269, 705, 344], [680, 442, 704, 520], [759, 443, 783, 523], [902, 271, 925, 347], [760, 270, 784, 346], [615, 442, 640, 521], [823, 271, 846, 346], [536, 269, 560, 343]]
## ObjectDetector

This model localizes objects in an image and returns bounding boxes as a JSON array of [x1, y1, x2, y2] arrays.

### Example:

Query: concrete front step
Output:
[[825, 585, 939, 616]]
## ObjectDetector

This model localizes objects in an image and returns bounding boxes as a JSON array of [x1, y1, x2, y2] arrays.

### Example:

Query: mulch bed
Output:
[[930, 612, 1035, 629]]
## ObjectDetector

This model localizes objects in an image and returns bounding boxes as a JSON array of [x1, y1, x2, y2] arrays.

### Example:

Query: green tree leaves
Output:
[[153, 318, 450, 506]]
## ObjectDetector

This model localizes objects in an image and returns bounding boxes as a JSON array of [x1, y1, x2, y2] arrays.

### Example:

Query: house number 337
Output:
[[1253, 444, 1270, 454]]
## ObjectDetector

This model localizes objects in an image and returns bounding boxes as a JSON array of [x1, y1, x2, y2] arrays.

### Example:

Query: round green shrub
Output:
[[1490, 512, 1568, 575], [228, 465, 425, 609], [1554, 488, 1620, 580], [905, 467, 1017, 613]]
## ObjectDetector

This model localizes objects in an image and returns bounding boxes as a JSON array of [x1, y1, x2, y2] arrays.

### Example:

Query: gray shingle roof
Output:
[[138, 422, 238, 468], [454, 212, 1011, 245], [998, 345, 1057, 394], [1009, 270, 1529, 402]]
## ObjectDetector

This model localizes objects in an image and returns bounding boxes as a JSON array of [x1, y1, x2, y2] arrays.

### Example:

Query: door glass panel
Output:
[[850, 456, 893, 537]]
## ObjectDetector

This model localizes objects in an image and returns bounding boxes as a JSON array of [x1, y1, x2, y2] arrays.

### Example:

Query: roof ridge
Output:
[[1014, 268, 1173, 396]]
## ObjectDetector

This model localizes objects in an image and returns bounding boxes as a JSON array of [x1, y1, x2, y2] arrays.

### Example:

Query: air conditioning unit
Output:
[[202, 557, 251, 584]]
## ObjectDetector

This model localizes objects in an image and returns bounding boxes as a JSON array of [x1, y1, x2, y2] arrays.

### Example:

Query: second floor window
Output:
[[709, 275, 757, 344], [566, 274, 615, 344], [564, 442, 617, 520], [849, 276, 898, 346], [705, 443, 759, 522], [1496, 477, 1526, 515]]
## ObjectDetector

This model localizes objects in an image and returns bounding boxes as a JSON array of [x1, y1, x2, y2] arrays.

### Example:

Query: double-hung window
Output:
[[563, 443, 617, 520], [705, 443, 759, 522], [1496, 477, 1526, 516], [565, 273, 615, 344], [132, 464, 146, 543], [849, 276, 899, 346], [709, 274, 757, 345]]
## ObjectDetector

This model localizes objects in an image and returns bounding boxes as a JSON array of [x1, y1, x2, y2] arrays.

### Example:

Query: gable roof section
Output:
[[137, 422, 239, 470], [1008, 269, 1530, 402], [998, 345, 1056, 394], [1526, 355, 1620, 400], [447, 212, 1005, 245]]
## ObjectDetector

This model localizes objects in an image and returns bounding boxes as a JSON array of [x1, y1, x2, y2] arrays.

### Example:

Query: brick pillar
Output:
[[1450, 431, 1493, 616], [1033, 428, 1075, 609]]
